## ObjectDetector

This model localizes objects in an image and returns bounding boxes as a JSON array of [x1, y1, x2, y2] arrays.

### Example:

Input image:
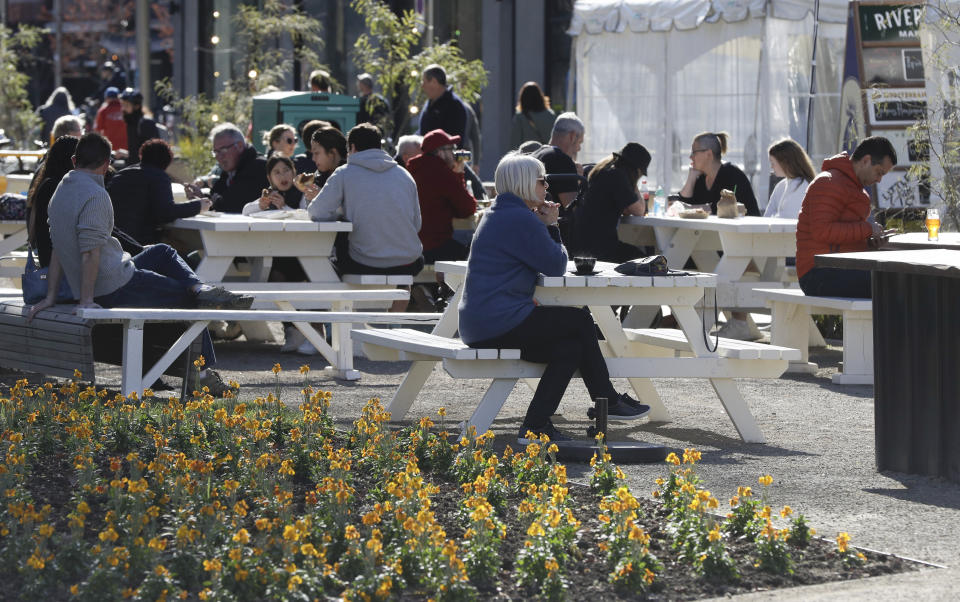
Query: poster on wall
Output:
[[875, 170, 925, 207], [866, 87, 926, 126]]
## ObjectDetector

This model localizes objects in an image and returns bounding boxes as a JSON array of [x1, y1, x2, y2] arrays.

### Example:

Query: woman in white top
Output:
[[764, 138, 816, 218]]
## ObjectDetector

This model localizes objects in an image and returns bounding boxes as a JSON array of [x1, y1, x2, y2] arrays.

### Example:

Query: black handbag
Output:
[[614, 255, 669, 276], [21, 246, 74, 304]]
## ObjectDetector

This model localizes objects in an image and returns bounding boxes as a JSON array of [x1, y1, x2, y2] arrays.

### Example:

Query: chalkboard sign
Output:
[[859, 4, 921, 43], [867, 88, 927, 125], [902, 49, 924, 80]]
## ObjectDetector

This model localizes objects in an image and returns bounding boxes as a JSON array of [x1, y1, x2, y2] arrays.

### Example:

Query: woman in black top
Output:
[[26, 135, 79, 267], [679, 131, 759, 216], [573, 142, 650, 262]]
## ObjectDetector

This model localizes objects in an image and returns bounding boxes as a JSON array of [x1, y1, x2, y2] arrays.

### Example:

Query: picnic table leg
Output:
[[386, 360, 438, 422], [141, 321, 211, 393], [709, 378, 765, 443], [121, 320, 145, 397], [768, 300, 817, 374], [589, 305, 671, 420], [192, 256, 235, 282], [331, 300, 360, 381], [832, 309, 873, 385], [653, 227, 698, 269], [463, 378, 519, 436]]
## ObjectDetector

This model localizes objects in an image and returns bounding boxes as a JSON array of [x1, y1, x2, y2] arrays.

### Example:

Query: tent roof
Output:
[[569, 0, 850, 34]]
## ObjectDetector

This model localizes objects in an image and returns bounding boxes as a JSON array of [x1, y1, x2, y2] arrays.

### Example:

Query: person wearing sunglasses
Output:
[[678, 131, 759, 216], [263, 123, 298, 158], [459, 152, 651, 444]]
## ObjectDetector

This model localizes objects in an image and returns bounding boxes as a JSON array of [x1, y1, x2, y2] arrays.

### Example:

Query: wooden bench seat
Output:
[[755, 288, 873, 385], [341, 274, 414, 286], [0, 299, 440, 395], [353, 326, 798, 437]]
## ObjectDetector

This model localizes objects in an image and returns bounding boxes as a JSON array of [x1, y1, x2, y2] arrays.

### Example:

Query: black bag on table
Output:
[[614, 255, 669, 276]]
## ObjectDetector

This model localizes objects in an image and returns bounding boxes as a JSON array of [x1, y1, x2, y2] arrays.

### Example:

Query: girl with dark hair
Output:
[[242, 155, 304, 213], [509, 82, 557, 149], [27, 135, 79, 267], [679, 131, 759, 216], [310, 126, 347, 189]]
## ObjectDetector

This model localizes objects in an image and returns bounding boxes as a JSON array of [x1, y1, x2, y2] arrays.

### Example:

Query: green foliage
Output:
[[350, 0, 488, 138], [156, 1, 329, 178], [0, 25, 43, 147]]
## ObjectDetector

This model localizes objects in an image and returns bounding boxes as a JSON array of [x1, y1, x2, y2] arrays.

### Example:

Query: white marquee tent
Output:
[[568, 0, 852, 205]]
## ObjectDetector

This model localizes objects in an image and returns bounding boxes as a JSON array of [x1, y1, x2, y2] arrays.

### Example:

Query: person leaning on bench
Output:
[[457, 152, 651, 445], [26, 132, 254, 395], [795, 136, 897, 299]]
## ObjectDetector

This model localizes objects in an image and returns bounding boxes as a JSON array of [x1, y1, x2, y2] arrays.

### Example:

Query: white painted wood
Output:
[[624, 328, 800, 361], [463, 378, 518, 435], [121, 321, 145, 396], [442, 357, 789, 379], [76, 308, 440, 323], [710, 378, 765, 443], [756, 288, 874, 385], [140, 321, 209, 394]]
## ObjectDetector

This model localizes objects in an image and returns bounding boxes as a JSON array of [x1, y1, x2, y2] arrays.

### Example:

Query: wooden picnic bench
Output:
[[0, 298, 439, 395], [354, 261, 802, 443], [755, 288, 873, 385]]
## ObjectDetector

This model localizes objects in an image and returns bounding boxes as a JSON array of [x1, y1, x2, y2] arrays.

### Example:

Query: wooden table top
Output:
[[816, 249, 960, 279]]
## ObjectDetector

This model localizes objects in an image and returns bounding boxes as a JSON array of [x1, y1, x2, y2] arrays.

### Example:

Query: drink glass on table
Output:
[[926, 207, 940, 242]]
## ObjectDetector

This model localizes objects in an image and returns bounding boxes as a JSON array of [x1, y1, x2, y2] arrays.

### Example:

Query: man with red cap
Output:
[[406, 129, 477, 264]]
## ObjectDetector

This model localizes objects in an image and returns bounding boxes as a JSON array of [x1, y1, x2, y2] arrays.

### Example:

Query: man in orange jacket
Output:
[[795, 136, 897, 298]]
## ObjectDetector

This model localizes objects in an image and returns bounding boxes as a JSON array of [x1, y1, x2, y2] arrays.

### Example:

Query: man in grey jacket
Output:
[[308, 123, 423, 311], [28, 132, 252, 394], [308, 124, 423, 271]]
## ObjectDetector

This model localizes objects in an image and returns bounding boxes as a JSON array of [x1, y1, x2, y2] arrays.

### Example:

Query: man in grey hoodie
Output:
[[307, 123, 424, 280]]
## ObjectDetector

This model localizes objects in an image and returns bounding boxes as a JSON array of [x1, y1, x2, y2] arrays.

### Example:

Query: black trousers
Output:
[[469, 306, 619, 429], [799, 267, 871, 298]]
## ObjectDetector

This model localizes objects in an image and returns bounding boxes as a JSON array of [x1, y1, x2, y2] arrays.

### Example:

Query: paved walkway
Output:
[[10, 328, 960, 598]]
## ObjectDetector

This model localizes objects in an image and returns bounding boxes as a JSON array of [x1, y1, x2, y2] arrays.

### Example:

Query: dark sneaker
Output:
[[608, 393, 651, 420], [517, 421, 574, 445], [195, 286, 254, 310], [193, 369, 235, 398]]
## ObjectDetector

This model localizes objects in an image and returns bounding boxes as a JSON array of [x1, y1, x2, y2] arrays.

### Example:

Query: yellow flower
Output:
[[665, 452, 680, 465], [287, 574, 303, 591], [299, 365, 310, 375], [836, 532, 851, 553], [70, 584, 79, 595], [526, 521, 545, 537], [780, 505, 793, 518], [272, 363, 282, 375], [232, 528, 250, 544], [203, 558, 222, 572], [437, 407, 446, 417], [707, 527, 721, 542], [758, 474, 774, 487]]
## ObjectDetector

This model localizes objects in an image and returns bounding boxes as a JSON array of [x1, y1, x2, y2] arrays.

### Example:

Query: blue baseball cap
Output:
[[105, 86, 119, 99]]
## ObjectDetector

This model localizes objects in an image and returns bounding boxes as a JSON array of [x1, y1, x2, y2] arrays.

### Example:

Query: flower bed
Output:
[[0, 366, 918, 600]]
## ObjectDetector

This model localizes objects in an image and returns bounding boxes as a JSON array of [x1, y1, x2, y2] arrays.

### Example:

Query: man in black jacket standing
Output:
[[418, 65, 469, 143], [195, 123, 269, 214]]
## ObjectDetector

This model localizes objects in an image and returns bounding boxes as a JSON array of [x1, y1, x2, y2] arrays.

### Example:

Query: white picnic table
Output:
[[168, 213, 352, 282], [165, 214, 374, 379], [620, 215, 798, 307], [379, 260, 798, 443], [0, 220, 27, 256]]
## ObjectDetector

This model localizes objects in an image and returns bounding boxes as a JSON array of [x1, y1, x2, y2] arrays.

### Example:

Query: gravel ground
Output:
[[5, 324, 959, 598]]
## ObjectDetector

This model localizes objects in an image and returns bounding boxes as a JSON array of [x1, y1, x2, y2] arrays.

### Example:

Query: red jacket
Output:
[[406, 153, 476, 251], [94, 99, 127, 151], [795, 153, 872, 278]]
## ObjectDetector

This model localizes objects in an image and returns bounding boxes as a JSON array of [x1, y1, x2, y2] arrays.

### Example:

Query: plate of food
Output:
[[679, 208, 709, 219]]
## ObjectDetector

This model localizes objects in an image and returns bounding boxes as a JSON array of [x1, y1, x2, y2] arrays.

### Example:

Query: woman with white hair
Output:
[[458, 153, 650, 443]]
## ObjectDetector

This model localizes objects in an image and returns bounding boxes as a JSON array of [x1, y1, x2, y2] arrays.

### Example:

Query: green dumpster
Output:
[[251, 91, 360, 155]]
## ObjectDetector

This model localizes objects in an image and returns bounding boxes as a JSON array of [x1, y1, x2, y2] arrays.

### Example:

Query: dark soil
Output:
[[413, 471, 920, 601]]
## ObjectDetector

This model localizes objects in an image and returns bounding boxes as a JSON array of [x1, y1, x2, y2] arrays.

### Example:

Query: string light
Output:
[[248, 69, 258, 79], [211, 35, 220, 45]]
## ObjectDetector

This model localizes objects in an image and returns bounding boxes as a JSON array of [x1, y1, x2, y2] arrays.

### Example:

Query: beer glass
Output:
[[926, 207, 940, 242]]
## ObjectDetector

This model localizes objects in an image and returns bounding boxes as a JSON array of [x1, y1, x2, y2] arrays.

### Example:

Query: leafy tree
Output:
[[157, 0, 328, 176], [351, 0, 488, 140], [0, 25, 43, 147], [908, 0, 960, 228]]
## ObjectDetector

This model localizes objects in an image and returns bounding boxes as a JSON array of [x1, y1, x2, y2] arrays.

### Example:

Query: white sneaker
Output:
[[280, 326, 306, 353], [715, 319, 759, 341], [296, 339, 319, 356]]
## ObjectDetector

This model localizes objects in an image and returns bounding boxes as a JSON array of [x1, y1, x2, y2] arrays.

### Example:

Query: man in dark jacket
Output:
[[199, 123, 269, 214], [119, 88, 159, 167], [108, 139, 210, 248], [418, 65, 468, 143], [406, 129, 476, 263]]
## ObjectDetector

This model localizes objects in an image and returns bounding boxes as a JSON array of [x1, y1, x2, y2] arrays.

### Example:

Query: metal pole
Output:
[[805, 0, 821, 152], [53, 0, 62, 88], [425, 0, 434, 47], [136, 0, 151, 110]]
